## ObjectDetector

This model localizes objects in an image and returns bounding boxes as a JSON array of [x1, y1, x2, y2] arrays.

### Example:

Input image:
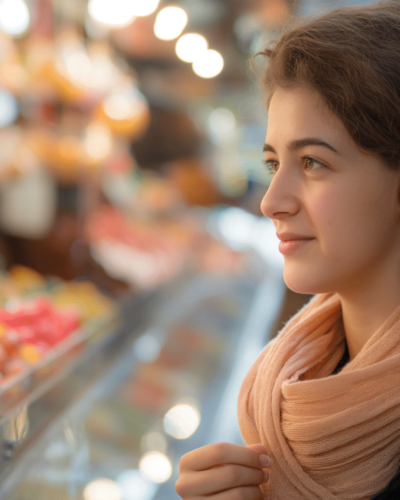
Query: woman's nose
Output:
[[260, 168, 300, 220]]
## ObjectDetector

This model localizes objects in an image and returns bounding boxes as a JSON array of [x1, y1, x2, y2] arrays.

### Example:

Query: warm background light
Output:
[[87, 51, 119, 92], [83, 478, 121, 500], [163, 404, 200, 439], [88, 0, 136, 28], [154, 7, 188, 41], [59, 43, 91, 88], [83, 123, 113, 161], [192, 49, 224, 78], [131, 0, 160, 17], [176, 33, 208, 63], [103, 88, 147, 121], [139, 451, 172, 483], [0, 0, 30, 37]]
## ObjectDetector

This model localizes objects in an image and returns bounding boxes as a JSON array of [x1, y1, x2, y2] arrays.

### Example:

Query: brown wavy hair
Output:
[[258, 0, 400, 169]]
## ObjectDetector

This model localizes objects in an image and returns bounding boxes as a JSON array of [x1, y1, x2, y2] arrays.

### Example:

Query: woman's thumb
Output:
[[247, 443, 269, 454]]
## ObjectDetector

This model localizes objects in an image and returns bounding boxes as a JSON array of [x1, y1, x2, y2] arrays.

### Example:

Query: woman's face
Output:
[[261, 86, 400, 295]]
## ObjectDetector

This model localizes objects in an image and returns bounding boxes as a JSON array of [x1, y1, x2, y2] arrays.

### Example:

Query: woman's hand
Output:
[[175, 441, 272, 500]]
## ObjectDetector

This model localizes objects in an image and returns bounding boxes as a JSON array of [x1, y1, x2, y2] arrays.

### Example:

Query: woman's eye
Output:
[[304, 157, 325, 171], [263, 157, 325, 175], [263, 160, 278, 174]]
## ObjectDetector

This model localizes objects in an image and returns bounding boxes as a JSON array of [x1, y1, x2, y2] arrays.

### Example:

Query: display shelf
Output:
[[0, 312, 118, 421], [0, 270, 285, 500], [0, 280, 170, 483]]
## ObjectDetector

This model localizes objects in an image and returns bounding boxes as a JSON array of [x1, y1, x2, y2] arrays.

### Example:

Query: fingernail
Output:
[[263, 473, 269, 482], [259, 454, 273, 467]]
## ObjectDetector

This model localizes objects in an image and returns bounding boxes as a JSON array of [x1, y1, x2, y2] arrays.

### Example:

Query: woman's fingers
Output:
[[247, 443, 269, 455], [203, 485, 265, 500], [176, 442, 272, 499], [176, 464, 267, 497], [247, 444, 273, 465], [179, 442, 272, 472]]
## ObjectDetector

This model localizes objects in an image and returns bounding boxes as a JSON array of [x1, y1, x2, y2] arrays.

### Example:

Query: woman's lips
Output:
[[278, 238, 315, 255]]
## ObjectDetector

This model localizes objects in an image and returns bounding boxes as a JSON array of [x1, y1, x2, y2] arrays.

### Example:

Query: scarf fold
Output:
[[237, 293, 400, 500]]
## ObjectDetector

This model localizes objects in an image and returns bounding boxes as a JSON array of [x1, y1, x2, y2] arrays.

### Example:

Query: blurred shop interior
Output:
[[0, 0, 376, 499]]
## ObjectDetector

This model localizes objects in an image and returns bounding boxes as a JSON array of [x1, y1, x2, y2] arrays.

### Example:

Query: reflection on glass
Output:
[[163, 404, 200, 439], [132, 330, 163, 363], [217, 207, 255, 250], [3, 405, 29, 448], [141, 431, 167, 454], [0, 0, 30, 37], [0, 89, 18, 128], [84, 478, 121, 500], [117, 469, 158, 500], [139, 451, 172, 483], [154, 7, 187, 41]]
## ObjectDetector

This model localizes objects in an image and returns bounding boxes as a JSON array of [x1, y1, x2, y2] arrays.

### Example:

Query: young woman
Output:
[[175, 1, 400, 499]]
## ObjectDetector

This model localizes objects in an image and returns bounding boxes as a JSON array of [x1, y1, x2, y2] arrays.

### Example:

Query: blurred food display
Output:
[[0, 265, 115, 386]]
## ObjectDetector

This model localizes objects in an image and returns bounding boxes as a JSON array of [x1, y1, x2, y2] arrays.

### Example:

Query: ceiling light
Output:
[[0, 0, 30, 37], [176, 33, 208, 63], [154, 7, 187, 41], [88, 0, 136, 28], [192, 49, 224, 78]]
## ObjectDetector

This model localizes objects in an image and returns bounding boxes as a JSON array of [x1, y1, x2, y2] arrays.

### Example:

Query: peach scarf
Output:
[[238, 292, 400, 500]]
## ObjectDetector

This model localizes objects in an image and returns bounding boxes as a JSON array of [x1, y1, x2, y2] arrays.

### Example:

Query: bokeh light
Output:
[[163, 404, 200, 439], [176, 33, 208, 63], [0, 0, 30, 37], [57, 40, 120, 92], [103, 88, 147, 121], [192, 49, 224, 78], [83, 478, 121, 500], [83, 123, 113, 161], [88, 0, 136, 28], [154, 7, 188, 41], [139, 451, 172, 483], [132, 329, 163, 363], [216, 208, 255, 250], [131, 0, 160, 17], [207, 108, 236, 145], [63, 47, 92, 88], [88, 52, 119, 92], [140, 431, 167, 454], [0, 89, 18, 128], [116, 470, 158, 500]]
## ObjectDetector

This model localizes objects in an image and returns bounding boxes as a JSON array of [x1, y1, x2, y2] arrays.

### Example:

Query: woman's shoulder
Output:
[[331, 343, 400, 500], [370, 466, 400, 499]]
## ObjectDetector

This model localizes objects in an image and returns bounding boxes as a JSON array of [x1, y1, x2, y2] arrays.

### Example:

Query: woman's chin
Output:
[[283, 272, 334, 296]]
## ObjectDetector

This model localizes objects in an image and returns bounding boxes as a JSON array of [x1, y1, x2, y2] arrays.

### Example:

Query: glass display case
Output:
[[0, 270, 285, 500]]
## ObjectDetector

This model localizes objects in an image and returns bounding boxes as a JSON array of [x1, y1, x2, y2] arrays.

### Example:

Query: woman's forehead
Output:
[[266, 86, 353, 152]]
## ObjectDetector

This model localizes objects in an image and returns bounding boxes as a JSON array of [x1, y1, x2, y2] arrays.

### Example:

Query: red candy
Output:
[[0, 298, 80, 383]]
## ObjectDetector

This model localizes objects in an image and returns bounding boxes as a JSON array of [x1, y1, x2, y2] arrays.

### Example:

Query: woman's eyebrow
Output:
[[263, 138, 341, 155]]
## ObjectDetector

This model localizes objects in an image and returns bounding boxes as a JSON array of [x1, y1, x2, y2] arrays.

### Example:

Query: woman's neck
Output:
[[339, 270, 400, 360]]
